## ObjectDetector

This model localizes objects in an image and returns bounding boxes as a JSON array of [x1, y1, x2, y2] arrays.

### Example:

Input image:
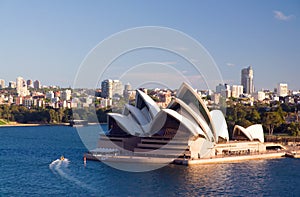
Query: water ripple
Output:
[[1, 126, 300, 196]]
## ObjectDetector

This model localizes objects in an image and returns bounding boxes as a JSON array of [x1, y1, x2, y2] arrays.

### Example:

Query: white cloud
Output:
[[158, 61, 177, 65], [174, 46, 188, 51], [273, 10, 294, 21], [182, 70, 188, 74], [226, 62, 235, 67]]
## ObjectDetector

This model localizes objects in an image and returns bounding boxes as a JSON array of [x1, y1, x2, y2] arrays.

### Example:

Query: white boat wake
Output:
[[49, 158, 95, 193]]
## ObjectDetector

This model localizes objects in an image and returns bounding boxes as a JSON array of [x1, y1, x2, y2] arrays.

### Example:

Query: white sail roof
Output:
[[136, 89, 160, 119], [107, 113, 144, 136], [176, 82, 217, 142], [233, 124, 264, 143], [123, 104, 149, 125], [210, 110, 229, 142], [169, 98, 213, 141]]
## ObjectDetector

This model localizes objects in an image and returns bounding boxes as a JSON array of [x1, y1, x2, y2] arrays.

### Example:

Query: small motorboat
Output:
[[60, 155, 65, 161], [285, 151, 300, 158]]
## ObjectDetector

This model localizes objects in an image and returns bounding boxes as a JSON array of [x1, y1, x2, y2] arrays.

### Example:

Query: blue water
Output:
[[1, 126, 300, 196]]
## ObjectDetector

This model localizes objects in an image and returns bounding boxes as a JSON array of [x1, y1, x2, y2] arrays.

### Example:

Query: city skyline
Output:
[[0, 73, 297, 93], [0, 1, 299, 90]]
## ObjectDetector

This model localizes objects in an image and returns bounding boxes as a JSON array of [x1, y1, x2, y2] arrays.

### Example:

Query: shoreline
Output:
[[0, 123, 70, 128], [0, 122, 106, 128]]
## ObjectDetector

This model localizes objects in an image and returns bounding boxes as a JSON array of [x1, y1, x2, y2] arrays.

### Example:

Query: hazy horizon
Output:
[[0, 1, 299, 90]]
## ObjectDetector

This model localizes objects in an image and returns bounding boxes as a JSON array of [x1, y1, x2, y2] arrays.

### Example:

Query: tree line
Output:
[[1, 101, 299, 136], [0, 105, 110, 124], [225, 101, 300, 136]]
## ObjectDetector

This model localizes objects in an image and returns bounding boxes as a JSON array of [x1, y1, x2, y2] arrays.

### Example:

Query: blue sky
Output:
[[0, 0, 299, 90]]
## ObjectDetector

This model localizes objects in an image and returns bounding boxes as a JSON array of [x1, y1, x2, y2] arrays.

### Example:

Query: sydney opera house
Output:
[[88, 83, 284, 165]]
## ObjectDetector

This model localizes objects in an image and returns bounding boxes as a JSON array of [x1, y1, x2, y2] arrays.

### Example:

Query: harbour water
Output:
[[1, 125, 300, 196]]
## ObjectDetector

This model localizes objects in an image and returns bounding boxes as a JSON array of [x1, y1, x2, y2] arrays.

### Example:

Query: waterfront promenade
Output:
[[174, 151, 286, 165], [85, 149, 288, 166]]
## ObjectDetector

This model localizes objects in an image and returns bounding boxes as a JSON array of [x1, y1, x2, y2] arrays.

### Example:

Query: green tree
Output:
[[226, 106, 237, 122], [262, 112, 284, 135], [62, 109, 73, 122], [280, 103, 291, 113], [49, 109, 57, 123], [288, 122, 300, 136], [57, 108, 64, 123], [249, 109, 261, 124], [3, 105, 10, 122], [96, 108, 111, 123], [277, 106, 287, 120], [0, 107, 3, 119]]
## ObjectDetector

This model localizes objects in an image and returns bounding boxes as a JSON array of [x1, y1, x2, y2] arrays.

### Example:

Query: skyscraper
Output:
[[277, 83, 288, 97], [27, 79, 33, 88], [101, 79, 113, 98], [33, 80, 41, 89], [101, 79, 123, 98], [241, 66, 254, 94], [16, 76, 29, 96], [123, 83, 132, 98]]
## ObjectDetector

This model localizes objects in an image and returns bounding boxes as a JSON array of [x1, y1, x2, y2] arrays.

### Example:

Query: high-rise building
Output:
[[112, 80, 123, 97], [27, 79, 33, 88], [0, 79, 5, 89], [221, 87, 231, 98], [124, 83, 132, 92], [277, 83, 288, 97], [123, 83, 132, 98], [216, 84, 225, 94], [231, 85, 243, 98], [33, 80, 41, 89], [8, 81, 16, 89], [215, 83, 231, 98], [101, 79, 123, 98], [101, 79, 113, 98], [16, 76, 29, 97], [241, 66, 254, 94]]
